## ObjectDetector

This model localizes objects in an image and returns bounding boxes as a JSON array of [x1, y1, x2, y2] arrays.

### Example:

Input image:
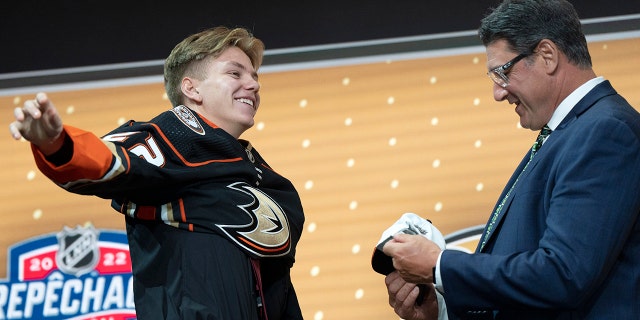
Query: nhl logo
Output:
[[55, 225, 100, 277]]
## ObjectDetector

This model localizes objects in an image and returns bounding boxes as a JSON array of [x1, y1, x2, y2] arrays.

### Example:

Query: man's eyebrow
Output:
[[229, 61, 259, 80]]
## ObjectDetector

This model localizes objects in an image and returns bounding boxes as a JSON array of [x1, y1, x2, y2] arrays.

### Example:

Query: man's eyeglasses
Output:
[[487, 53, 529, 88]]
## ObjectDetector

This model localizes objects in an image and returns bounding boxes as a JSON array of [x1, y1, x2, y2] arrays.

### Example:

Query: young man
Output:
[[10, 26, 305, 320], [383, 0, 640, 319]]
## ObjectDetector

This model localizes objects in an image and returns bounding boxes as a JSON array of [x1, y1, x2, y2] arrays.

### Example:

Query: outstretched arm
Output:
[[9, 92, 65, 155]]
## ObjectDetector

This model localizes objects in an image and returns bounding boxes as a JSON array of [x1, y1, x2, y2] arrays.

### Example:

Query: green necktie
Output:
[[531, 125, 552, 159], [479, 125, 552, 251]]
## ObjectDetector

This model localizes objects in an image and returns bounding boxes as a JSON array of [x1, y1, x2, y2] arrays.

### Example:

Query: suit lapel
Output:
[[478, 81, 617, 253], [478, 150, 542, 252]]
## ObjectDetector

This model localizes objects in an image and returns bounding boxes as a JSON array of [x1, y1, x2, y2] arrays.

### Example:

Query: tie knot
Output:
[[532, 125, 552, 155], [540, 125, 552, 137]]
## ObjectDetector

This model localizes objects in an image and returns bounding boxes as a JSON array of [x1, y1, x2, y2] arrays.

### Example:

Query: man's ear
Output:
[[181, 77, 202, 103], [536, 39, 559, 74]]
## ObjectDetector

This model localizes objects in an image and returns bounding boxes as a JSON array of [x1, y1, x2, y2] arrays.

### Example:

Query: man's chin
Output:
[[516, 112, 532, 130]]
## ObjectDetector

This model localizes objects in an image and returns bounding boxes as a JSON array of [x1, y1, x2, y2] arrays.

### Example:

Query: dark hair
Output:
[[478, 0, 592, 68]]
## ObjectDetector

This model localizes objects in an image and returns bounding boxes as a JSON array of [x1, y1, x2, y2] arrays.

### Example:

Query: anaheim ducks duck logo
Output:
[[172, 105, 205, 135], [217, 182, 291, 257]]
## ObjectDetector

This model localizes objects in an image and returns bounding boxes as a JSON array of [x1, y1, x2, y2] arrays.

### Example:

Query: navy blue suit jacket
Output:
[[441, 81, 640, 319]]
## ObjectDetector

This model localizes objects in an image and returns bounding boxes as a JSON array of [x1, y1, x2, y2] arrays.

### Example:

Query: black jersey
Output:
[[34, 105, 305, 319]]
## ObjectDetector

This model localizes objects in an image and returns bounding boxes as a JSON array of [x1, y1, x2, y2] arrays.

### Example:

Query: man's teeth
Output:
[[236, 98, 254, 107]]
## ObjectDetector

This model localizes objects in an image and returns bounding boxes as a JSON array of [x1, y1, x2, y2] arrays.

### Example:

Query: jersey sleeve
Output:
[[32, 125, 126, 187], [31, 124, 178, 204]]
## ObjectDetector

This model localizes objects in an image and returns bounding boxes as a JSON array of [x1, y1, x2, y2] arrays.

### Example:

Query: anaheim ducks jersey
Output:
[[32, 105, 306, 318], [33, 105, 305, 262]]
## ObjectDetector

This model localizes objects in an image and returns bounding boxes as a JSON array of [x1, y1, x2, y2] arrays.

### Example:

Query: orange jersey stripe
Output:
[[33, 125, 115, 183], [149, 123, 243, 166]]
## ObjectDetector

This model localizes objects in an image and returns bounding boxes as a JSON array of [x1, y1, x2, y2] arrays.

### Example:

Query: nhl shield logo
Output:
[[55, 225, 100, 277]]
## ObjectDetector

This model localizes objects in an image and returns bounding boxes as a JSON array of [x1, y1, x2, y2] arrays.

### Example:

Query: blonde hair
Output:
[[163, 26, 265, 107]]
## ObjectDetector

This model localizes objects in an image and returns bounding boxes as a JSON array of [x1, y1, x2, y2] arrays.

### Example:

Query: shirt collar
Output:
[[546, 76, 605, 130]]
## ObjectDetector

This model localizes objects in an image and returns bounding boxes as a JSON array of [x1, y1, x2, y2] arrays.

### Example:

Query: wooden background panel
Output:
[[0, 37, 638, 319]]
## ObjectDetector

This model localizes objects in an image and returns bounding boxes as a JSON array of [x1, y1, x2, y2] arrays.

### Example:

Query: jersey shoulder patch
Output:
[[172, 105, 205, 135]]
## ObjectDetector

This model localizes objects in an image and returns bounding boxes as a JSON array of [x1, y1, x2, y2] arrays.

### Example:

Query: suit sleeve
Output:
[[440, 107, 640, 311]]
